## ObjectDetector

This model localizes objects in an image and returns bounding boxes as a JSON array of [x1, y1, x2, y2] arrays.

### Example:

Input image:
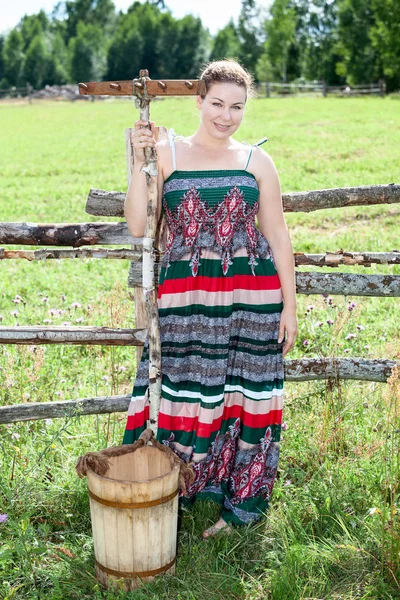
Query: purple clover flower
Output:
[[0, 513, 8, 523]]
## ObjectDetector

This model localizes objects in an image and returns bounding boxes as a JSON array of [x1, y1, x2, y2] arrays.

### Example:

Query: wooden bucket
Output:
[[86, 443, 180, 590]]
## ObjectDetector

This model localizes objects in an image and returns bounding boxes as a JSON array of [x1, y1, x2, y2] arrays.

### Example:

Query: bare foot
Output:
[[202, 517, 232, 539]]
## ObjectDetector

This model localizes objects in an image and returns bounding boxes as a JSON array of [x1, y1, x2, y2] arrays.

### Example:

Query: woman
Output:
[[123, 59, 297, 537]]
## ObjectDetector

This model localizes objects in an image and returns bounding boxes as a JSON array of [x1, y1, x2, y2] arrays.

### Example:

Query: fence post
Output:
[[266, 82, 270, 98], [322, 80, 327, 97], [379, 79, 386, 98], [27, 83, 32, 104]]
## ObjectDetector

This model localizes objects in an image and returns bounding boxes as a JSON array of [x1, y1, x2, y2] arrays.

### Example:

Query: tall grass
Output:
[[0, 96, 399, 599]]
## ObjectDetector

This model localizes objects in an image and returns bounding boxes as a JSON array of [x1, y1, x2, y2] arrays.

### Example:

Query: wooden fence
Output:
[[258, 80, 387, 98], [0, 126, 399, 425]]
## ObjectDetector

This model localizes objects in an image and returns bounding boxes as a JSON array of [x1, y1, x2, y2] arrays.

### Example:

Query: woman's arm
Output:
[[252, 149, 298, 356], [124, 120, 165, 238]]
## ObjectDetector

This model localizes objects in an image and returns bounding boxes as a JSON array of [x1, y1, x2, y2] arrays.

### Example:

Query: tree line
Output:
[[0, 0, 399, 93]]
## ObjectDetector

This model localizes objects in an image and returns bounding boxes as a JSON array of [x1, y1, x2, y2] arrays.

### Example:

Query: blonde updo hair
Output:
[[199, 59, 255, 100]]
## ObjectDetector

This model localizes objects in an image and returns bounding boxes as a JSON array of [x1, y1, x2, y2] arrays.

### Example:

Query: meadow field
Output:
[[0, 95, 399, 600]]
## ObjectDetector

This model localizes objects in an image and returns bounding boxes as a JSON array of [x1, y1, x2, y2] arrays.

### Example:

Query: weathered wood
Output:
[[2, 247, 399, 269], [128, 264, 400, 297], [0, 395, 131, 423], [284, 358, 398, 382], [294, 251, 400, 267], [0, 326, 147, 346], [295, 272, 400, 296], [283, 183, 400, 213], [0, 248, 142, 260], [1, 358, 397, 424], [85, 184, 400, 217], [78, 79, 205, 97], [0, 222, 137, 246], [137, 71, 162, 433]]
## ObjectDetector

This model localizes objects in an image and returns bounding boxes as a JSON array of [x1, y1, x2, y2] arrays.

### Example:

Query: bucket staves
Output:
[[78, 438, 180, 591]]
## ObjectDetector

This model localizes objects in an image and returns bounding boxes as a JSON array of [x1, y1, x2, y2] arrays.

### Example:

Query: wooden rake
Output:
[[78, 71, 206, 434]]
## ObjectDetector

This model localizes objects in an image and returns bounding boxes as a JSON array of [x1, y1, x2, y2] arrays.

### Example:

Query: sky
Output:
[[0, 0, 271, 36]]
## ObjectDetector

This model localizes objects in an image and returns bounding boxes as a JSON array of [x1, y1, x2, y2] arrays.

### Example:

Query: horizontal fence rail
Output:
[[85, 184, 400, 217], [0, 327, 147, 346], [1, 247, 399, 268], [0, 358, 397, 424], [0, 222, 138, 246], [128, 264, 400, 296]]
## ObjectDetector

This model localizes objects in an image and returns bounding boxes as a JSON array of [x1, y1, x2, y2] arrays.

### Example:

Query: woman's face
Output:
[[196, 82, 247, 140]]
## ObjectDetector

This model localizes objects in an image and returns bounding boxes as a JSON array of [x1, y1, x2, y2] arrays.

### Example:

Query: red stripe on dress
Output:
[[157, 408, 282, 437], [158, 274, 281, 297], [126, 406, 149, 431]]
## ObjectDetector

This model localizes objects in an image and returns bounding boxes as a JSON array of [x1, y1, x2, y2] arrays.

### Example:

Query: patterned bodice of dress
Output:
[[161, 169, 273, 278]]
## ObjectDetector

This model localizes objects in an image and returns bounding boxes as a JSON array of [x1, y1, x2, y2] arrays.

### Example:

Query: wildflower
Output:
[[12, 296, 21, 304], [0, 513, 8, 523], [345, 333, 357, 340], [45, 419, 53, 426], [57, 309, 64, 316], [42, 296, 49, 304], [49, 309, 57, 316], [283, 480, 292, 487], [101, 376, 109, 382], [71, 302, 81, 310], [60, 379, 66, 384], [76, 317, 84, 323], [61, 322, 71, 327], [303, 340, 309, 347], [87, 304, 93, 311], [11, 432, 20, 440], [55, 391, 63, 397], [306, 304, 315, 312], [316, 321, 323, 327], [0, 315, 3, 321], [356, 325, 364, 331], [281, 422, 288, 431], [364, 344, 370, 350], [326, 319, 334, 325], [43, 319, 51, 324], [344, 348, 350, 353], [11, 311, 19, 318], [61, 294, 66, 302], [118, 365, 127, 372]]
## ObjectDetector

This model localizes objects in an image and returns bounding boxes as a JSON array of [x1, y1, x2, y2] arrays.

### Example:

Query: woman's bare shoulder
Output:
[[250, 146, 279, 180]]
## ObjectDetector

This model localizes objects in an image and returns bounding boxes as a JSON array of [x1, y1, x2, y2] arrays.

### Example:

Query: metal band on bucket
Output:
[[95, 556, 176, 579], [88, 487, 178, 509]]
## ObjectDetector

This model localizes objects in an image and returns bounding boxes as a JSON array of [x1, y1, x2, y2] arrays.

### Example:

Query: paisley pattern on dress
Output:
[[163, 185, 262, 276]]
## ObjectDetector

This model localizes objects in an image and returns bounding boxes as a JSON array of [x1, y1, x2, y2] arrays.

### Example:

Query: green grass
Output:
[[0, 96, 399, 599]]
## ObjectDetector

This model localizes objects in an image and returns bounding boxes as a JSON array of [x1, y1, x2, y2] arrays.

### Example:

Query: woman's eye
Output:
[[213, 102, 222, 107]]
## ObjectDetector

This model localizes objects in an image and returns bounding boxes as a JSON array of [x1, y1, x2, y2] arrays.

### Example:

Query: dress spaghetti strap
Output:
[[244, 137, 268, 170], [168, 128, 177, 171]]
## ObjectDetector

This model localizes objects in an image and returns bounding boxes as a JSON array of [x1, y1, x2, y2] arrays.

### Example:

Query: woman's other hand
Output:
[[131, 119, 156, 162], [278, 305, 298, 357]]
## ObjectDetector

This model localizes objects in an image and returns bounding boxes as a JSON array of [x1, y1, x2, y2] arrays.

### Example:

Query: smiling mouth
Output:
[[214, 123, 230, 130]]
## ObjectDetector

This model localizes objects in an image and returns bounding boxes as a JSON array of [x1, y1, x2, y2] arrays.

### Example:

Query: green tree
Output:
[[237, 0, 264, 74], [265, 0, 297, 82], [64, 0, 116, 40], [175, 15, 210, 78], [295, 0, 343, 85], [20, 11, 49, 52], [69, 21, 108, 82], [335, 0, 381, 85], [210, 20, 241, 61], [23, 33, 51, 88], [370, 0, 400, 90], [2, 29, 25, 87]]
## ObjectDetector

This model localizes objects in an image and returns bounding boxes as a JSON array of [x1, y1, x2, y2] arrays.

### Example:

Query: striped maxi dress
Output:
[[123, 135, 284, 526]]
